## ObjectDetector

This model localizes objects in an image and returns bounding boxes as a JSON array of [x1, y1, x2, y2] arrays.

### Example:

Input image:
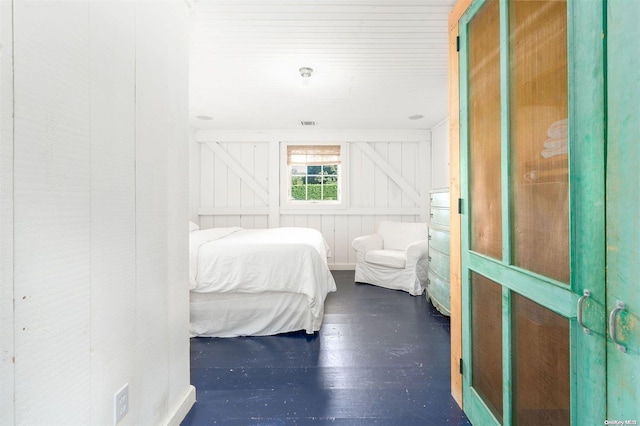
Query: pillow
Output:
[[189, 221, 200, 232]]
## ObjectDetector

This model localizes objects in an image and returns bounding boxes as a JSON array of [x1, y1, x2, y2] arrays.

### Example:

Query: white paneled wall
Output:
[[165, 2, 191, 414], [1, 2, 194, 425], [193, 130, 432, 269], [431, 117, 451, 190], [13, 2, 93, 421], [189, 128, 201, 223], [0, 2, 15, 424]]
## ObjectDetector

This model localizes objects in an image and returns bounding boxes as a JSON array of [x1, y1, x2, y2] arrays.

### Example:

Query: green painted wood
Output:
[[430, 190, 450, 208], [430, 207, 450, 228], [469, 253, 577, 317], [427, 269, 450, 315], [428, 188, 451, 316], [429, 248, 450, 280], [498, 3, 512, 423], [567, 0, 607, 424], [458, 0, 611, 424], [606, 0, 640, 419], [429, 227, 450, 255], [501, 287, 512, 426], [458, 1, 506, 425], [458, 3, 476, 421], [499, 0, 511, 267], [465, 387, 501, 426]]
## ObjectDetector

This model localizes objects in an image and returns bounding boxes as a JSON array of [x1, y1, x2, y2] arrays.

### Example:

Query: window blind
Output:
[[287, 145, 341, 165]]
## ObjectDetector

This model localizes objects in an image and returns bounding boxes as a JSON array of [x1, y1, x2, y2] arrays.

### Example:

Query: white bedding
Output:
[[189, 227, 337, 335]]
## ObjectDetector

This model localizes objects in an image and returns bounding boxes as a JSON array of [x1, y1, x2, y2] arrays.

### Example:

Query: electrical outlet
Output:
[[114, 383, 129, 425]]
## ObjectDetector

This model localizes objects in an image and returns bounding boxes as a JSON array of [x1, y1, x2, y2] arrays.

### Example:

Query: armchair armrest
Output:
[[352, 234, 383, 253], [405, 239, 429, 266]]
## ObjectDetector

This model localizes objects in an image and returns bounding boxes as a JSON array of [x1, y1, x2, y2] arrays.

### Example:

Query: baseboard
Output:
[[329, 264, 355, 271], [164, 385, 196, 426]]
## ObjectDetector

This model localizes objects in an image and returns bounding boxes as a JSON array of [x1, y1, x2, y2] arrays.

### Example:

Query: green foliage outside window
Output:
[[291, 184, 338, 200], [290, 164, 339, 201]]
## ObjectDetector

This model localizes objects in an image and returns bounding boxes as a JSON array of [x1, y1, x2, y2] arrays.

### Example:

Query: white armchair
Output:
[[352, 220, 429, 296]]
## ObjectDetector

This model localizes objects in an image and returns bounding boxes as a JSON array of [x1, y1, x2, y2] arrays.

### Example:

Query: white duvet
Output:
[[189, 227, 337, 320]]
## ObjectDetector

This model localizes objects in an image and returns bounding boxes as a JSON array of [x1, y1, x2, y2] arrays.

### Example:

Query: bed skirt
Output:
[[189, 291, 324, 338]]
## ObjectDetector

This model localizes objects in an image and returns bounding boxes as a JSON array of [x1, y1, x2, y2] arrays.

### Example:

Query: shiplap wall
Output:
[[0, 1, 14, 423], [0, 2, 194, 425], [192, 130, 432, 269]]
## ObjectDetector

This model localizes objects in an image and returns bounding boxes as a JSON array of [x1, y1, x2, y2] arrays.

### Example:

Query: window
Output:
[[285, 144, 342, 204]]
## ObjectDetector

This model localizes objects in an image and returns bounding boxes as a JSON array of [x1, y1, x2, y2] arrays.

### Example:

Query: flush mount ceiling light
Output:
[[299, 67, 313, 78], [299, 67, 313, 87], [409, 114, 424, 120], [196, 115, 213, 120]]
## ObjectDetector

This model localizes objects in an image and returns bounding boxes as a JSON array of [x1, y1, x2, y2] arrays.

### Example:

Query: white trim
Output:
[[204, 142, 270, 204], [430, 115, 450, 130], [329, 264, 356, 271], [163, 385, 196, 426], [198, 207, 423, 216], [279, 141, 348, 210], [196, 129, 429, 143], [355, 142, 423, 205], [279, 207, 423, 216], [268, 140, 280, 228], [199, 206, 270, 216], [418, 137, 431, 223]]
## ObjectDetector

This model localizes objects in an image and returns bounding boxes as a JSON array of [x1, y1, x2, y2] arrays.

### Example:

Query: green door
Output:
[[458, 0, 607, 424], [606, 0, 640, 420]]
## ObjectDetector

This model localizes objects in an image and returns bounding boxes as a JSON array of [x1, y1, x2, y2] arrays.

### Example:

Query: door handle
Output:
[[608, 300, 627, 353], [577, 289, 591, 334]]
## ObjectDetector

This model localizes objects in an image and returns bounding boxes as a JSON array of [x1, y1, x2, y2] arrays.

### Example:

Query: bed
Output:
[[188, 226, 337, 337]]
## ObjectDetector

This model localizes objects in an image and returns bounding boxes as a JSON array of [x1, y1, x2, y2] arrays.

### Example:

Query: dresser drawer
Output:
[[429, 227, 450, 255], [428, 247, 450, 278], [430, 191, 450, 208], [427, 269, 451, 315], [430, 207, 450, 228]]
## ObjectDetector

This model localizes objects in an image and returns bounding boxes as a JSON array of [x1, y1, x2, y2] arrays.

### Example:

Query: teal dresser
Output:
[[427, 189, 450, 316]]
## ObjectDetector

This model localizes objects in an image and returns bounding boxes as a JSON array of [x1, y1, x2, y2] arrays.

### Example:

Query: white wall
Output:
[[0, 2, 194, 425], [0, 1, 15, 423], [189, 127, 201, 223], [431, 117, 450, 190], [192, 129, 433, 269]]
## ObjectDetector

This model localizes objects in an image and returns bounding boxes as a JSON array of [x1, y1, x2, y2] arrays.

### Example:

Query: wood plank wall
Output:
[[1, 2, 194, 425], [194, 130, 434, 269], [0, 2, 15, 423]]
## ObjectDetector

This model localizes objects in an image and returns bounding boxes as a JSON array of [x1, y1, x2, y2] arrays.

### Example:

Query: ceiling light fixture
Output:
[[299, 67, 313, 78], [197, 115, 213, 120], [299, 67, 313, 87]]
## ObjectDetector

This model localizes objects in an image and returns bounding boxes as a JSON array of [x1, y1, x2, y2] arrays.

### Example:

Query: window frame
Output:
[[280, 141, 348, 210]]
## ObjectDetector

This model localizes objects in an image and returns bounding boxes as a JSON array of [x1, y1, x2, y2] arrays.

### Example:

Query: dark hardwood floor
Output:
[[182, 270, 471, 425]]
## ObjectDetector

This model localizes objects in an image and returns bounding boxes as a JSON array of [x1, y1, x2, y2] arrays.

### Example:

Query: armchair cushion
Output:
[[365, 249, 406, 269]]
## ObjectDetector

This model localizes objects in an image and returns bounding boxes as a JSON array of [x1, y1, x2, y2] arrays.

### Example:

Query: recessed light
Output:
[[409, 114, 424, 120], [197, 115, 213, 120]]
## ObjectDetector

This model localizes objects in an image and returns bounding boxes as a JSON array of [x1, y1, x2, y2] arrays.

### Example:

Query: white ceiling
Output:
[[188, 0, 455, 131]]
